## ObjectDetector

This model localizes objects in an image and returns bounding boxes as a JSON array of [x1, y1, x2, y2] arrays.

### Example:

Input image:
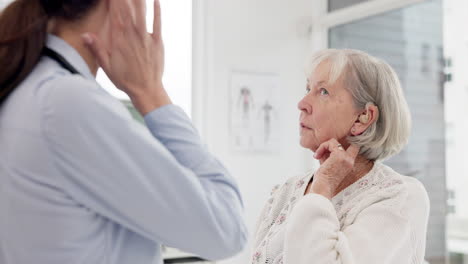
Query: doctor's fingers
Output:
[[109, 0, 146, 36], [152, 0, 162, 41]]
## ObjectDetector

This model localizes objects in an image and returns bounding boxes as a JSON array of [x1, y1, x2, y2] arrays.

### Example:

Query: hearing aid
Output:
[[359, 113, 369, 123], [358, 102, 374, 124]]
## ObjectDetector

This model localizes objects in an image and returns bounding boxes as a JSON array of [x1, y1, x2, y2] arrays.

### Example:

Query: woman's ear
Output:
[[350, 103, 379, 136]]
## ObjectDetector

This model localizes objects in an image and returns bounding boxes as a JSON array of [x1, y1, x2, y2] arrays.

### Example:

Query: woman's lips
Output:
[[300, 122, 312, 130]]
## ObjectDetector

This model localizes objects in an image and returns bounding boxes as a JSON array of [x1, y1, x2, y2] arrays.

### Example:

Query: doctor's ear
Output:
[[350, 103, 379, 136]]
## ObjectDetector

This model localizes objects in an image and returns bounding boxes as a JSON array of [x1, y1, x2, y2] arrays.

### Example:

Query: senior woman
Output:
[[252, 49, 429, 264]]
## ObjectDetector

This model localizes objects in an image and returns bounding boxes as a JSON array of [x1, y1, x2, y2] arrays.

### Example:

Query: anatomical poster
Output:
[[229, 71, 282, 153]]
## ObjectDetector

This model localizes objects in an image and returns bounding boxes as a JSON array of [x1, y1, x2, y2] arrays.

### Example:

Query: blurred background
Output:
[[1, 0, 467, 263]]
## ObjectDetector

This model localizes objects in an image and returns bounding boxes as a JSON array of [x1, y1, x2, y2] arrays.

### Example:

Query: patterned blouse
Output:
[[251, 162, 430, 264]]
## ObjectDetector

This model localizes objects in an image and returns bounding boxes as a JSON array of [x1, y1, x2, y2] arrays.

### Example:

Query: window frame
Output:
[[308, 0, 427, 54]]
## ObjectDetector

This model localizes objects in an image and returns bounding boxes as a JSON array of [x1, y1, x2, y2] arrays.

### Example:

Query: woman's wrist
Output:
[[129, 84, 172, 116], [309, 179, 334, 200]]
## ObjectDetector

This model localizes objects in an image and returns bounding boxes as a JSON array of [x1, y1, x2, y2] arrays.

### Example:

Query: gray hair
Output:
[[306, 49, 411, 161]]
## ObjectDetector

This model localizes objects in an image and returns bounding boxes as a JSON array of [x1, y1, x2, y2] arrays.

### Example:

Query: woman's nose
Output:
[[297, 98, 312, 114]]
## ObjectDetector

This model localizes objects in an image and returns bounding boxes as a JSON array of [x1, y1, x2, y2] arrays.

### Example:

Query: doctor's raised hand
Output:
[[83, 0, 168, 115]]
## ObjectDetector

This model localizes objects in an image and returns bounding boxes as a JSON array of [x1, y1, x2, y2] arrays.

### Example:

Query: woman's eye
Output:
[[319, 88, 329, 96]]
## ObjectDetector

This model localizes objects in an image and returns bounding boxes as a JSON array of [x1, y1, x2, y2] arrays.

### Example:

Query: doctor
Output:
[[0, 0, 247, 263]]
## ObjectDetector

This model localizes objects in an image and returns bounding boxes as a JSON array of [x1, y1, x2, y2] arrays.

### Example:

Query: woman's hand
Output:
[[307, 139, 360, 199], [83, 0, 170, 115]]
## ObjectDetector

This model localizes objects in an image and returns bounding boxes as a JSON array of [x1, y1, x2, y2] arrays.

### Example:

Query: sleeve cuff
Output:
[[143, 104, 189, 131], [290, 193, 338, 220]]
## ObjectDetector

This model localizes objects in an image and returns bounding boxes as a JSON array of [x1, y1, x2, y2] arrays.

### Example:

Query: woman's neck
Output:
[[334, 155, 374, 196], [48, 1, 107, 77], [53, 27, 99, 76]]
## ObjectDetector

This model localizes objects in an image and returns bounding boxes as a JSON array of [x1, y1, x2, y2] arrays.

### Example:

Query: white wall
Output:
[[192, 0, 316, 263]]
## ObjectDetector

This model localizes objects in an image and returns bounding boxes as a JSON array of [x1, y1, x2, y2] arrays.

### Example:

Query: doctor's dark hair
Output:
[[0, 0, 99, 105]]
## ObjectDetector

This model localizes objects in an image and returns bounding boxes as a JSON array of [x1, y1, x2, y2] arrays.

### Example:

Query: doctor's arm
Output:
[[41, 76, 247, 260], [43, 0, 248, 260]]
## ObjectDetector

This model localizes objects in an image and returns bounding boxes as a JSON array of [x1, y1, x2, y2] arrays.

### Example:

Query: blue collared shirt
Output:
[[0, 35, 247, 264]]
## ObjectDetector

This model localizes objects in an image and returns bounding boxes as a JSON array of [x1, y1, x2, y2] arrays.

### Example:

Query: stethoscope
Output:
[[43, 47, 80, 74]]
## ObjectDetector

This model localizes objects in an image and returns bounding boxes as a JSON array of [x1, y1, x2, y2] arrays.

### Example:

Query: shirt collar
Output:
[[45, 34, 95, 81]]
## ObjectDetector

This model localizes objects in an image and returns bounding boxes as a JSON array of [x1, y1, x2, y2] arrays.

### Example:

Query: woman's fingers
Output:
[[152, 0, 162, 40], [86, 0, 168, 113], [318, 152, 329, 164], [311, 141, 362, 198], [110, 0, 128, 30], [314, 139, 360, 162], [313, 141, 329, 160], [314, 138, 340, 160], [133, 0, 147, 32]]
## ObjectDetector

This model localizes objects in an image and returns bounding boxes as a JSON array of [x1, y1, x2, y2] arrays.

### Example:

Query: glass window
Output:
[[443, 0, 468, 262], [328, 0, 371, 12], [329, 1, 446, 263]]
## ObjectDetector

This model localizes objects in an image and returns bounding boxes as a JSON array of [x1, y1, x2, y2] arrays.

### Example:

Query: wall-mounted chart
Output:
[[229, 71, 281, 153]]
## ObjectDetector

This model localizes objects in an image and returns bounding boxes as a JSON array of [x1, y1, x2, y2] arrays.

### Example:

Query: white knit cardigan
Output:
[[252, 162, 429, 264]]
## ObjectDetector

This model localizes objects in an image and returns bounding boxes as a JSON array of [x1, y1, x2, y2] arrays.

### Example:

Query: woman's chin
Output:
[[299, 138, 318, 152]]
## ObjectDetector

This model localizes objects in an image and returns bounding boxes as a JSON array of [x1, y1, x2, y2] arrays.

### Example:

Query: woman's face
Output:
[[298, 62, 360, 151]]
